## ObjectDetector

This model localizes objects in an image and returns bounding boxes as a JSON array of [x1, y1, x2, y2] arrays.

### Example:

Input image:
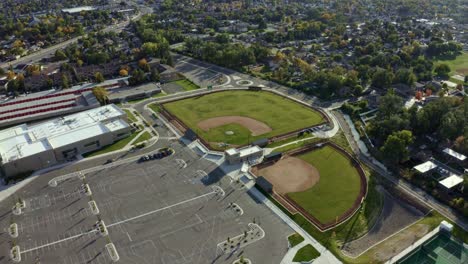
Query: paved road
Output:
[[0, 11, 145, 70], [333, 111, 468, 231]]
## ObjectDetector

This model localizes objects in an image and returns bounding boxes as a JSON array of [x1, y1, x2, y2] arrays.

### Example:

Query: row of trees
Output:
[[368, 92, 467, 163]]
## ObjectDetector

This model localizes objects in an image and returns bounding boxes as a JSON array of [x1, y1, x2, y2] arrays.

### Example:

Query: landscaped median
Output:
[[105, 243, 120, 262], [288, 233, 304, 248], [9, 223, 18, 238], [293, 244, 321, 262], [10, 245, 20, 262]]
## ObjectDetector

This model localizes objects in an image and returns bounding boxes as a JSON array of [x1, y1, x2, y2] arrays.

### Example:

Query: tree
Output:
[[150, 68, 160, 82], [415, 91, 423, 100], [54, 50, 67, 61], [92, 86, 108, 105], [94, 72, 105, 83], [378, 91, 404, 118], [372, 68, 394, 89], [138, 58, 150, 72], [119, 69, 128, 76], [380, 130, 414, 163], [6, 71, 15, 80], [16, 74, 25, 90], [61, 74, 69, 89], [395, 68, 416, 86], [434, 63, 451, 78]]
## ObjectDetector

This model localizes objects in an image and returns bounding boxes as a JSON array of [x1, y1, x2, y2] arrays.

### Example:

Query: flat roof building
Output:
[[0, 87, 100, 128], [225, 146, 264, 165], [0, 104, 131, 178]]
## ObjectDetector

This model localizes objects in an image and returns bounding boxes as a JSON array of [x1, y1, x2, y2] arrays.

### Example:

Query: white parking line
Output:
[[107, 191, 216, 228], [21, 229, 98, 254]]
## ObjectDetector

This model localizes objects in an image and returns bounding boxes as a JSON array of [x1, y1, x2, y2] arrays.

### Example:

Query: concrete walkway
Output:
[[248, 187, 342, 264], [281, 240, 309, 264], [264, 136, 316, 155]]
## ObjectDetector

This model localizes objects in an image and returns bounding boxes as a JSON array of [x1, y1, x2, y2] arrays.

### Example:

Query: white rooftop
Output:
[[0, 104, 126, 162], [62, 6, 96, 13], [439, 175, 464, 189], [414, 161, 438, 173], [239, 146, 263, 157], [443, 148, 466, 161]]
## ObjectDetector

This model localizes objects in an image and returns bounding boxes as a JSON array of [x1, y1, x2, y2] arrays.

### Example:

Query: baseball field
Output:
[[256, 145, 363, 225], [163, 91, 325, 147]]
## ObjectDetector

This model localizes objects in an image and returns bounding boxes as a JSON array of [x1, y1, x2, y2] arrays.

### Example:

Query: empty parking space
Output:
[[0, 142, 291, 264]]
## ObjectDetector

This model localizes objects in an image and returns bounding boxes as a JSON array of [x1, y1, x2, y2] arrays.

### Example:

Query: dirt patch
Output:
[[341, 187, 425, 258], [456, 68, 468, 75], [255, 157, 320, 194], [197, 116, 272, 136]]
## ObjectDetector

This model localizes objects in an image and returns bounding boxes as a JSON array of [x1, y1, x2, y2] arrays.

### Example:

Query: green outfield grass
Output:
[[163, 91, 324, 148], [288, 145, 362, 224]]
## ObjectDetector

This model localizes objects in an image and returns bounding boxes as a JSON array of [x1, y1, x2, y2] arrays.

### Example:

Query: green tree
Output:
[[94, 72, 105, 83], [150, 68, 160, 82], [434, 63, 451, 78], [372, 68, 394, 89], [92, 86, 108, 105], [61, 74, 69, 89], [54, 50, 67, 61], [380, 130, 414, 163]]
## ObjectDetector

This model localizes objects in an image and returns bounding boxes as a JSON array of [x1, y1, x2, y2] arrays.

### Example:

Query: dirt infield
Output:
[[197, 116, 272, 136], [255, 157, 320, 194]]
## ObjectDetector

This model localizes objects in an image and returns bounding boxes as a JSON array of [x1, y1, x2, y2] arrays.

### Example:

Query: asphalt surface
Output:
[[0, 141, 291, 264]]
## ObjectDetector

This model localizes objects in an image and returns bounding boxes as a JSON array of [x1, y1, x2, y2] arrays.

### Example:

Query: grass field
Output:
[[435, 52, 468, 76], [123, 109, 137, 123], [293, 244, 321, 262], [288, 145, 362, 224], [83, 131, 139, 157], [174, 79, 200, 91], [133, 131, 151, 145], [163, 91, 324, 147]]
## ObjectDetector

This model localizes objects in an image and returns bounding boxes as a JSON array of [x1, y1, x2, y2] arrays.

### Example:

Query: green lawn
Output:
[[149, 103, 161, 113], [163, 91, 324, 148], [123, 109, 137, 123], [83, 132, 140, 157], [133, 131, 151, 145], [435, 52, 468, 76], [293, 244, 321, 262], [288, 145, 362, 224], [174, 79, 200, 91], [288, 233, 305, 247]]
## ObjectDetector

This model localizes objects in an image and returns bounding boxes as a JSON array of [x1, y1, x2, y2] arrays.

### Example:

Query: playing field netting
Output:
[[398, 233, 467, 264]]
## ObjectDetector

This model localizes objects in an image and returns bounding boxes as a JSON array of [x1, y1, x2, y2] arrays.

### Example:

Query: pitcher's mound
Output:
[[257, 157, 320, 194]]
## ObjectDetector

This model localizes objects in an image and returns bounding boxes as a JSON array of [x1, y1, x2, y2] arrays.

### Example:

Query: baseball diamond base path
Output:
[[197, 116, 272, 136], [255, 157, 320, 194]]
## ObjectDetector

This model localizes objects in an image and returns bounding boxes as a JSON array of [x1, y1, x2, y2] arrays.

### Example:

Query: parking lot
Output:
[[0, 142, 291, 264]]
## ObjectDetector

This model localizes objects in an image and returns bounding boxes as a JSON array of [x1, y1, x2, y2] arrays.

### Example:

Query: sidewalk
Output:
[[248, 187, 341, 264], [280, 240, 309, 264]]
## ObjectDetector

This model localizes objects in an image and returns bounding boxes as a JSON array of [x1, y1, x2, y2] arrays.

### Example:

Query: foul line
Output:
[[107, 191, 215, 227]]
